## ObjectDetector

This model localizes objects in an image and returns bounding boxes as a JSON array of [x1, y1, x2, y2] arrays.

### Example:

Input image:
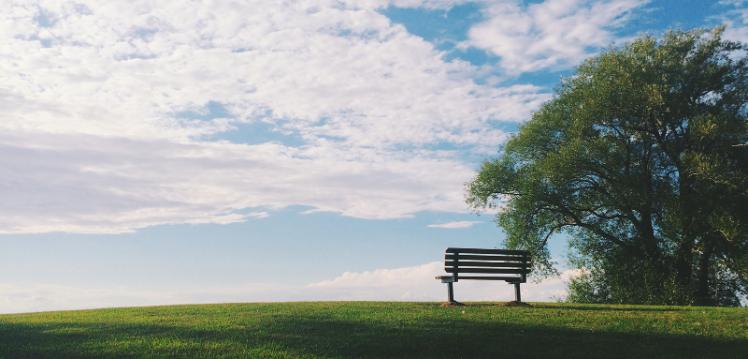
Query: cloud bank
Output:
[[0, 0, 661, 234], [0, 0, 554, 234], [0, 262, 581, 313]]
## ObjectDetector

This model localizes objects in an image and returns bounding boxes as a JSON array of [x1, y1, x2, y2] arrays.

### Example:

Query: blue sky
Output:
[[1, 0, 746, 313]]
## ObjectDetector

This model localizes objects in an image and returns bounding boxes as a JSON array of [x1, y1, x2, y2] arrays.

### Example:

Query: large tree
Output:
[[467, 28, 748, 306]]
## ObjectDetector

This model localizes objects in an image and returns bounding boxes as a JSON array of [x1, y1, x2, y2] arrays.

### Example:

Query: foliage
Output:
[[0, 302, 747, 358], [468, 28, 748, 305]]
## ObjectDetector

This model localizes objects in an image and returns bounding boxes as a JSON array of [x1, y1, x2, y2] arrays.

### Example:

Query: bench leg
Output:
[[440, 282, 463, 306], [514, 282, 522, 302]]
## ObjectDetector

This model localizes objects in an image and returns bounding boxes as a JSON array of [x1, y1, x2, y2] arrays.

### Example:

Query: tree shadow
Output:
[[525, 303, 695, 312]]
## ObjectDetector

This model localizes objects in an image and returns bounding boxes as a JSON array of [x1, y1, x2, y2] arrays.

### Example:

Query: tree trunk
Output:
[[675, 165, 696, 304], [675, 239, 694, 304], [694, 239, 713, 306]]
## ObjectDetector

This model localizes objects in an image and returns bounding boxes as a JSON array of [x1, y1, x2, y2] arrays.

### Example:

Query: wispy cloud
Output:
[[466, 0, 648, 74], [427, 220, 481, 229], [246, 211, 270, 219]]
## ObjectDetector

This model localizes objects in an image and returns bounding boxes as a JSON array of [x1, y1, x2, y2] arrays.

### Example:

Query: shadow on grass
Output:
[[526, 303, 694, 312], [0, 308, 746, 359], [460, 302, 693, 313]]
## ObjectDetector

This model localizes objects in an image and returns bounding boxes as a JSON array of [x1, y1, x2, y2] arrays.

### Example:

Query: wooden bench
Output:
[[436, 247, 531, 305]]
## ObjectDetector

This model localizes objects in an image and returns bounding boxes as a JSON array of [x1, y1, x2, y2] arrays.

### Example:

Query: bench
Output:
[[435, 247, 531, 305]]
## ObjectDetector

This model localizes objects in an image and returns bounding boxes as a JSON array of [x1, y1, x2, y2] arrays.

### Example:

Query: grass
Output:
[[0, 302, 746, 358]]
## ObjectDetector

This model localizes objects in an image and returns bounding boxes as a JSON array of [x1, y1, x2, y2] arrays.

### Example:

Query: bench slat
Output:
[[445, 260, 526, 268], [438, 247, 531, 286], [445, 268, 526, 274], [445, 254, 525, 261], [456, 276, 523, 281], [446, 247, 529, 255]]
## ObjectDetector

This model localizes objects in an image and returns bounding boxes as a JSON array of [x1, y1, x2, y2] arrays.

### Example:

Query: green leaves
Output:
[[467, 28, 748, 305]]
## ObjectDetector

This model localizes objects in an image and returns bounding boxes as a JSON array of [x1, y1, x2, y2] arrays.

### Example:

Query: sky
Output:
[[1, 0, 747, 314]]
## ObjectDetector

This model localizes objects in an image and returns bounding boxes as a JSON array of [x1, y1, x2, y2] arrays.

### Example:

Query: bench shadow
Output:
[[0, 310, 746, 359]]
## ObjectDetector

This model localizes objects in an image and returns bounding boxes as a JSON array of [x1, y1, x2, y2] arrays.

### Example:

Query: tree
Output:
[[467, 28, 748, 306]]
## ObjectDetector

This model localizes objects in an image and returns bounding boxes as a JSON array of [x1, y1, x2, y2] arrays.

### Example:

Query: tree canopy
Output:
[[467, 28, 748, 306]]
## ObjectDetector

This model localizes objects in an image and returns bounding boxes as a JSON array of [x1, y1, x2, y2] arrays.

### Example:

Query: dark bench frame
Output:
[[436, 247, 531, 305]]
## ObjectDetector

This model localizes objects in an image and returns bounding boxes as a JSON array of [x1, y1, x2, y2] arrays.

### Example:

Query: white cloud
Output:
[[467, 0, 647, 74], [310, 261, 579, 301], [427, 220, 481, 229], [0, 0, 551, 234], [718, 0, 748, 42], [386, 0, 472, 9], [0, 131, 476, 233], [246, 211, 270, 219], [0, 262, 583, 313]]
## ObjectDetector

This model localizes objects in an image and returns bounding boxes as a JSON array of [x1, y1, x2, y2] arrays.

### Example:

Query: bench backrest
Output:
[[444, 247, 530, 282]]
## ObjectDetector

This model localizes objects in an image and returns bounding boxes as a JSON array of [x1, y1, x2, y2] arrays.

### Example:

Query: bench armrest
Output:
[[435, 275, 456, 283]]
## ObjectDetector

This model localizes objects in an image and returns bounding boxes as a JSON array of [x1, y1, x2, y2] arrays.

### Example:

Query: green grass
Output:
[[0, 302, 746, 358]]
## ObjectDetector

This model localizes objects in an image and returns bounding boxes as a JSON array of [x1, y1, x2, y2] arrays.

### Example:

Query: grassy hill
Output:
[[0, 302, 746, 358]]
